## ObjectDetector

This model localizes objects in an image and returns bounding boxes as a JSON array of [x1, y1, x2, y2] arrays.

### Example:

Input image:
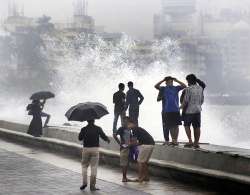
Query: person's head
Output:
[[126, 117, 136, 129], [186, 74, 197, 86], [164, 76, 174, 86], [127, 81, 133, 89], [87, 119, 95, 125], [118, 83, 125, 91]]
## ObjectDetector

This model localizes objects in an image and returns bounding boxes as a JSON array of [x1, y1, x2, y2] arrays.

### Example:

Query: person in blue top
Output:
[[155, 76, 186, 145]]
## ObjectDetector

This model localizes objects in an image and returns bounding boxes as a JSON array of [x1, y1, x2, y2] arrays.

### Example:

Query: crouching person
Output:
[[127, 118, 155, 182], [78, 120, 110, 191]]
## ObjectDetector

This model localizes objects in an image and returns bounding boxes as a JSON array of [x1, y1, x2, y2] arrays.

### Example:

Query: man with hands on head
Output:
[[155, 76, 186, 145]]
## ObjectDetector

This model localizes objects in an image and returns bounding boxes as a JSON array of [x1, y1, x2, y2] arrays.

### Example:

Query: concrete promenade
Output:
[[1, 120, 250, 193], [0, 139, 216, 195]]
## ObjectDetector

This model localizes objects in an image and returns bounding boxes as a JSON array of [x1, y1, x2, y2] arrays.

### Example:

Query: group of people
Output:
[[155, 74, 205, 148], [78, 117, 154, 191], [26, 74, 205, 191]]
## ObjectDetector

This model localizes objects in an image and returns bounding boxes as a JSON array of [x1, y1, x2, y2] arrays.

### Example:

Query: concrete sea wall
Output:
[[0, 120, 250, 193]]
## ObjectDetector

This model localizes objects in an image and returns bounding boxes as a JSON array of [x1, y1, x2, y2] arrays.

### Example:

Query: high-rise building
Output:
[[72, 0, 94, 33], [73, 0, 87, 16], [154, 0, 196, 38], [162, 0, 196, 17]]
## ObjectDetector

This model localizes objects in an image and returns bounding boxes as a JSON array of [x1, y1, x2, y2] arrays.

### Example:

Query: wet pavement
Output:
[[0, 139, 218, 195]]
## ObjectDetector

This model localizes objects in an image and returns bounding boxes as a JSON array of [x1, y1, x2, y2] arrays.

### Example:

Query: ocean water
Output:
[[0, 34, 249, 149]]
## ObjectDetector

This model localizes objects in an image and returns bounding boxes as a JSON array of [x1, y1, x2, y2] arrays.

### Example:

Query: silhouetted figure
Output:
[[40, 99, 50, 127], [27, 100, 43, 137], [113, 83, 126, 134], [125, 81, 144, 126], [155, 77, 186, 145], [78, 120, 110, 191], [181, 74, 205, 149], [156, 87, 170, 144]]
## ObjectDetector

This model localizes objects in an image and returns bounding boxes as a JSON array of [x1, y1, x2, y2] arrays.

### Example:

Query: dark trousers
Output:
[[162, 112, 170, 142], [129, 106, 139, 126], [113, 111, 126, 133]]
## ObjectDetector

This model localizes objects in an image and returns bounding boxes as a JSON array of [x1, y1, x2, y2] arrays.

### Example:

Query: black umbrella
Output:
[[65, 102, 109, 122], [30, 91, 55, 100]]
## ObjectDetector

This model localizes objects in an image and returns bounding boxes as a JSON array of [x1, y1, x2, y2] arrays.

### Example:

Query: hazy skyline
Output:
[[1, 0, 250, 39]]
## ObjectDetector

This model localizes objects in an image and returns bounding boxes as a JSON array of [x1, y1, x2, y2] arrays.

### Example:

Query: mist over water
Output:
[[0, 33, 250, 149]]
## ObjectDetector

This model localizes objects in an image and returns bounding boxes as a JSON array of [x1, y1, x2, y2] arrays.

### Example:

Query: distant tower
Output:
[[162, 0, 196, 21], [8, 0, 22, 17], [154, 0, 196, 38], [73, 0, 87, 16]]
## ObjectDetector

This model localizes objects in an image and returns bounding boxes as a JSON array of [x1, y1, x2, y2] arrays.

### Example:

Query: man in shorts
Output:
[[181, 74, 205, 148], [127, 118, 155, 182], [113, 117, 132, 182], [155, 76, 186, 145]]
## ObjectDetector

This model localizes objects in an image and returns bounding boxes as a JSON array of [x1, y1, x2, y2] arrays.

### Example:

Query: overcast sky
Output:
[[0, 0, 250, 39]]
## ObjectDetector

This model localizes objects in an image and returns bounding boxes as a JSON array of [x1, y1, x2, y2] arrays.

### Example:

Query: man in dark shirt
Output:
[[78, 120, 110, 191], [127, 118, 154, 182], [125, 81, 144, 126], [113, 83, 126, 134]]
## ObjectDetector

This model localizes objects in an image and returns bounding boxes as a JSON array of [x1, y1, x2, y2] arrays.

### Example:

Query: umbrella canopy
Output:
[[65, 102, 109, 122], [30, 91, 55, 100]]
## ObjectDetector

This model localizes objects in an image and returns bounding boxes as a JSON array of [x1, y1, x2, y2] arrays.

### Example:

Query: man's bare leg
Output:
[[144, 164, 150, 181], [185, 126, 193, 144], [170, 126, 179, 144], [138, 163, 147, 182], [194, 127, 201, 147], [122, 166, 128, 182]]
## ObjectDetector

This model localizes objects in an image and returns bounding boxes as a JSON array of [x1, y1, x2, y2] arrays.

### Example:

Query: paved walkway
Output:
[[0, 148, 148, 195], [0, 139, 218, 195]]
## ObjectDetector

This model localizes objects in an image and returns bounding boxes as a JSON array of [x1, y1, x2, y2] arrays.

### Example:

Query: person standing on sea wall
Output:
[[113, 83, 126, 134], [155, 76, 186, 145], [156, 85, 170, 145], [27, 100, 43, 137], [125, 81, 144, 126], [181, 74, 205, 149]]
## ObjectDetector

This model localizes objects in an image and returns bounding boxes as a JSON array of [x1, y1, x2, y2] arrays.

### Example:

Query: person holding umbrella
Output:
[[65, 102, 110, 191], [29, 91, 54, 128], [26, 100, 43, 137]]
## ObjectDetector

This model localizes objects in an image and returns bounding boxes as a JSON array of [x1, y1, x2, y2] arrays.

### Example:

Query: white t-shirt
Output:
[[184, 85, 204, 114]]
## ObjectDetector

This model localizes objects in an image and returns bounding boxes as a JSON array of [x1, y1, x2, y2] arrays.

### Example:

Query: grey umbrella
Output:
[[65, 102, 109, 122], [30, 91, 55, 100]]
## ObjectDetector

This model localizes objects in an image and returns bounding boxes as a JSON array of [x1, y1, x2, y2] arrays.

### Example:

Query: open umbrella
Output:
[[30, 91, 55, 100], [65, 102, 109, 122]]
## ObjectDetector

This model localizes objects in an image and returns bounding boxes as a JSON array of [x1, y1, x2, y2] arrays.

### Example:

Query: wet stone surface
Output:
[[0, 149, 149, 195]]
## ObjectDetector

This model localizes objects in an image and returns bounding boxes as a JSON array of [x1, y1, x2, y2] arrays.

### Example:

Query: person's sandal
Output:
[[193, 144, 200, 149], [90, 186, 100, 191], [184, 143, 193, 148], [168, 142, 179, 146], [80, 184, 87, 190]]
